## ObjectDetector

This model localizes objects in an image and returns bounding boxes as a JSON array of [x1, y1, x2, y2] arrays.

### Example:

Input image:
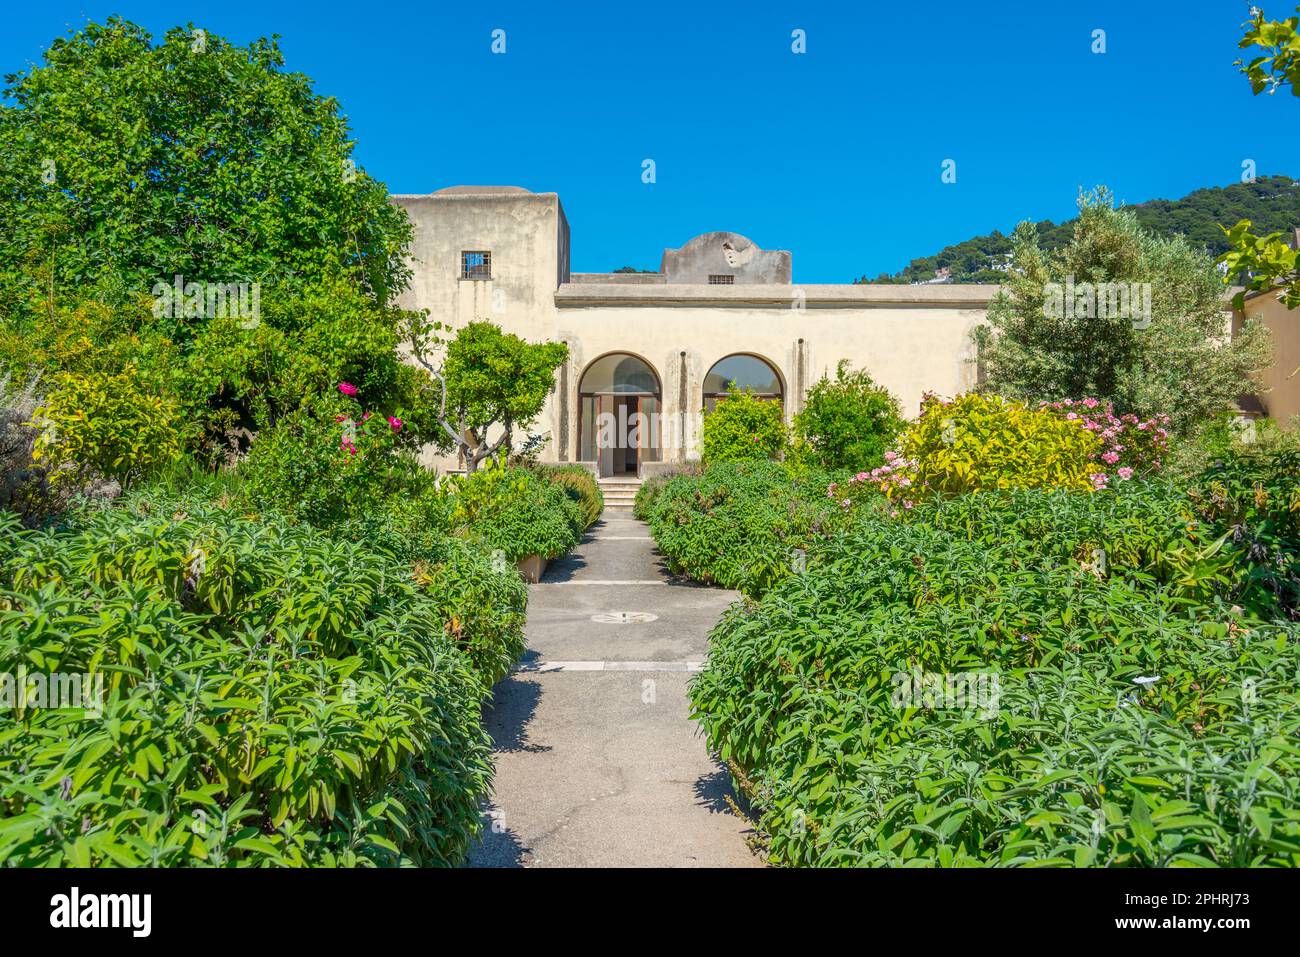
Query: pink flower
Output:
[[388, 416, 403, 432], [1117, 467, 1134, 480], [1090, 472, 1109, 489], [884, 451, 898, 463], [1101, 450, 1119, 464], [855, 471, 869, 482], [1082, 398, 1099, 409], [338, 382, 358, 397]]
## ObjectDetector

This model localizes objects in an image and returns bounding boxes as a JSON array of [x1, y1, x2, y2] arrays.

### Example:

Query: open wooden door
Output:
[[596, 393, 615, 478], [637, 395, 659, 476]]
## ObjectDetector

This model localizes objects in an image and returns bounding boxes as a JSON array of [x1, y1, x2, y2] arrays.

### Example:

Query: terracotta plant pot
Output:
[[516, 554, 548, 583]]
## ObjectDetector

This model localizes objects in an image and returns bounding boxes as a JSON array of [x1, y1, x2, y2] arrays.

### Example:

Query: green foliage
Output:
[[535, 464, 603, 529], [1237, 5, 1300, 97], [0, 18, 412, 314], [644, 460, 845, 597], [866, 176, 1300, 284], [31, 366, 187, 488], [432, 320, 569, 471], [329, 511, 528, 687], [238, 391, 426, 528], [975, 189, 1272, 436], [701, 390, 787, 465], [793, 361, 904, 471], [874, 392, 1102, 503], [444, 462, 584, 562], [0, 494, 494, 866], [689, 480, 1300, 867]]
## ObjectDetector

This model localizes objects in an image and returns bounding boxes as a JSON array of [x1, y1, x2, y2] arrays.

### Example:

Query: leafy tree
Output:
[[409, 318, 568, 472], [0, 17, 411, 313], [0, 19, 425, 467], [1221, 7, 1300, 309], [792, 361, 903, 470], [975, 189, 1272, 436]]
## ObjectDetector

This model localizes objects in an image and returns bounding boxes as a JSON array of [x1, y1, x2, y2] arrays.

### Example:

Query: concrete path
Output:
[[466, 514, 762, 867]]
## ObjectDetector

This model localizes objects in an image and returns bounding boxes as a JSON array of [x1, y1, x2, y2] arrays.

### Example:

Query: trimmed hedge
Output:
[[536, 464, 603, 529], [644, 460, 849, 597]]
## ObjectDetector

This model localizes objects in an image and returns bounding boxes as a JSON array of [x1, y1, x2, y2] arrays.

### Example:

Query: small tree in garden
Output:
[[701, 388, 787, 464], [408, 317, 568, 473], [975, 189, 1272, 437], [793, 361, 903, 470]]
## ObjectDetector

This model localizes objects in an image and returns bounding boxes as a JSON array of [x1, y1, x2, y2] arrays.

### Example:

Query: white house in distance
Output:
[[392, 185, 1298, 478]]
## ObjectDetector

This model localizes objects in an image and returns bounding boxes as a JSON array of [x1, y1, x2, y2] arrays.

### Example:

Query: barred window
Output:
[[708, 274, 734, 285], [461, 251, 492, 279]]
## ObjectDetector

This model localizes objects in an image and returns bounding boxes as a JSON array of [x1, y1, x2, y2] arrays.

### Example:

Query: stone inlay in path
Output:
[[466, 514, 762, 868]]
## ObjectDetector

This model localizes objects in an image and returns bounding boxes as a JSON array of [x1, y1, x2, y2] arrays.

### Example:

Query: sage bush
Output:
[[0, 494, 505, 866], [689, 479, 1300, 866]]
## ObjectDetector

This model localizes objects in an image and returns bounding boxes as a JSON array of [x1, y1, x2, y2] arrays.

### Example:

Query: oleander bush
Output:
[[238, 388, 428, 528], [644, 460, 848, 597], [536, 464, 603, 529], [689, 480, 1300, 867], [0, 494, 497, 867]]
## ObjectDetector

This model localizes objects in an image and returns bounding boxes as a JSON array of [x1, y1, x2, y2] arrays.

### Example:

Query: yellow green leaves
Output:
[[31, 366, 184, 488]]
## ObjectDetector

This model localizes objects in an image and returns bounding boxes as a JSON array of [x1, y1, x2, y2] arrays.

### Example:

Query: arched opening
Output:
[[579, 352, 662, 477], [703, 353, 784, 414]]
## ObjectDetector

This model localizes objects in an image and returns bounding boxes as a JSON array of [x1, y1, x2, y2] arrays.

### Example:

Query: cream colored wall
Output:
[[393, 191, 992, 470], [394, 192, 568, 470], [1237, 289, 1300, 428], [552, 302, 985, 462]]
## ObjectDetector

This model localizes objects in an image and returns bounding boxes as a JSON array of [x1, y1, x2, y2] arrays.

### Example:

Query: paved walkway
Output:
[[467, 513, 762, 867]]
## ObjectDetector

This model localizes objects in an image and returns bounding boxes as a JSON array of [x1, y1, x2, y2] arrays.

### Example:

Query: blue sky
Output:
[[1, 1, 1294, 281]]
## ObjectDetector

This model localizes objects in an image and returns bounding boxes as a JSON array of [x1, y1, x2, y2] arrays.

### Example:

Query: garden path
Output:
[[465, 514, 762, 867]]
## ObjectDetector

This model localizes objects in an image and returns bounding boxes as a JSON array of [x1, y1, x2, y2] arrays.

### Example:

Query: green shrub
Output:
[[331, 511, 528, 686], [536, 464, 603, 528], [239, 390, 429, 527], [30, 366, 187, 489], [645, 460, 845, 597], [1188, 446, 1300, 620], [690, 483, 1300, 867], [871, 392, 1102, 504], [0, 494, 493, 866], [634, 464, 702, 520], [701, 390, 787, 464], [792, 361, 904, 471], [445, 462, 584, 561]]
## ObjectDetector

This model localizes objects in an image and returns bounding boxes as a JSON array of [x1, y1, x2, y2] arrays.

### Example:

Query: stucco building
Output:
[[393, 185, 1298, 478], [393, 185, 998, 477]]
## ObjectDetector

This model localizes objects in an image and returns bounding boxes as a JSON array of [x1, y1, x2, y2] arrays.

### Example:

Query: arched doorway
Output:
[[579, 353, 662, 477], [703, 353, 784, 413]]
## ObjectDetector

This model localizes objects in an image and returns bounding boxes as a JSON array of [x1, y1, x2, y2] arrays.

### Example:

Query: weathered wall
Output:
[[1236, 289, 1300, 428], [552, 285, 990, 461], [660, 231, 791, 284]]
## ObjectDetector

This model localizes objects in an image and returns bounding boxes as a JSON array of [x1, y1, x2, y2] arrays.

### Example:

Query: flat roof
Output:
[[555, 283, 1003, 308]]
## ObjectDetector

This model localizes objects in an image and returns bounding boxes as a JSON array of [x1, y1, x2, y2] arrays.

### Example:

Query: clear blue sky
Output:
[[2, 1, 1294, 281]]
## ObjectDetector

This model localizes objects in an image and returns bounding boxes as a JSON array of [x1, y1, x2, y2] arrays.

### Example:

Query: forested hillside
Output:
[[864, 176, 1300, 284]]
